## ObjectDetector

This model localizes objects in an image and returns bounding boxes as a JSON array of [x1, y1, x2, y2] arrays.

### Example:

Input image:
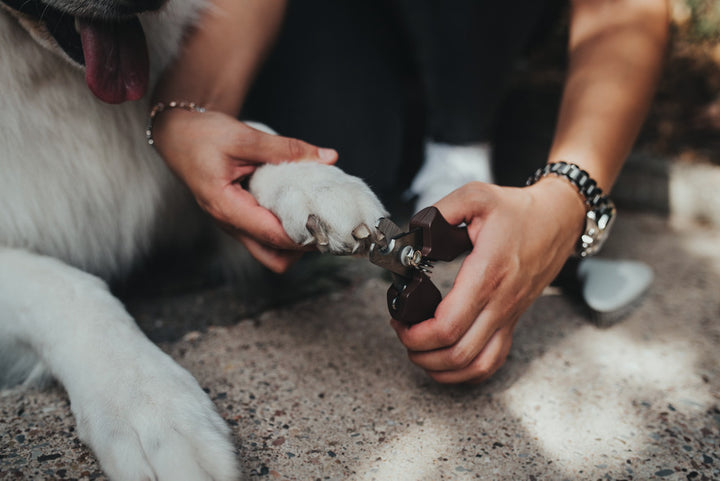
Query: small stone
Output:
[[655, 469, 674, 477], [36, 453, 61, 463]]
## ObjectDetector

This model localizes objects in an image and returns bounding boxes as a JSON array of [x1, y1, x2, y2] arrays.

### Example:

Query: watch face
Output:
[[578, 205, 616, 257], [596, 205, 616, 232]]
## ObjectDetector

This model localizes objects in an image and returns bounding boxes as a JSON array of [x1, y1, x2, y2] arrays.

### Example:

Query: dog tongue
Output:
[[78, 17, 149, 104]]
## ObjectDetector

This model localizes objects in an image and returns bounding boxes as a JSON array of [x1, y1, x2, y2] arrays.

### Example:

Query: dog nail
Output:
[[306, 214, 330, 247], [352, 224, 371, 240]]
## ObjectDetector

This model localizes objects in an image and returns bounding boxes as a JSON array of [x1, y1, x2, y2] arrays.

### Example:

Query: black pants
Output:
[[244, 0, 557, 202]]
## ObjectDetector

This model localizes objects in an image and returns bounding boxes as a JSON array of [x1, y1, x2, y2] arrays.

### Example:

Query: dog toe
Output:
[[306, 214, 330, 251]]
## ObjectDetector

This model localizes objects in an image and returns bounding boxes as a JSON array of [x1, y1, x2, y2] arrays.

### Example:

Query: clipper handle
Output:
[[410, 206, 472, 261], [387, 273, 441, 325]]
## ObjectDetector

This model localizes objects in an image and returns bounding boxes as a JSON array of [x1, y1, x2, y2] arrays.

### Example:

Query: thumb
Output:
[[234, 123, 338, 165]]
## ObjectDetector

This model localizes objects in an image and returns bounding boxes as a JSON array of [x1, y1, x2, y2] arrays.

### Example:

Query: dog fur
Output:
[[0, 1, 386, 479]]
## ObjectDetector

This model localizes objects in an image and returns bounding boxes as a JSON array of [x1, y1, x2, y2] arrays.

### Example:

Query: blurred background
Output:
[[243, 0, 720, 223]]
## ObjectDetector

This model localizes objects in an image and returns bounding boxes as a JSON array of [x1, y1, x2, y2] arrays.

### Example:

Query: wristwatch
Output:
[[526, 161, 616, 258]]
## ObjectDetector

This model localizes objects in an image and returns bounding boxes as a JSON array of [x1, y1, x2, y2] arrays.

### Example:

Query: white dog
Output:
[[0, 0, 387, 479]]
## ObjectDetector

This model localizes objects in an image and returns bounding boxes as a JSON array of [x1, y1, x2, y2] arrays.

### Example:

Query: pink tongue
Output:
[[78, 17, 149, 104]]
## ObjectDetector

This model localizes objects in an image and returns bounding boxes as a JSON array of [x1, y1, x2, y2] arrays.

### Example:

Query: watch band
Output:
[[526, 161, 610, 209], [526, 161, 616, 257]]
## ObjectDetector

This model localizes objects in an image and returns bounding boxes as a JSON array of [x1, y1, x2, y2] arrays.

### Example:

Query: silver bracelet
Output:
[[526, 161, 616, 257], [146, 100, 206, 146]]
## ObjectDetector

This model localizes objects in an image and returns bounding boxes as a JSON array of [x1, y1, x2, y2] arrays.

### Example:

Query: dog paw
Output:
[[249, 162, 388, 254], [71, 352, 239, 481]]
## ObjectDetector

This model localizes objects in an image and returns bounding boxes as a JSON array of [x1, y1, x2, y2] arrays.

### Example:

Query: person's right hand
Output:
[[151, 107, 338, 273], [392, 178, 585, 383]]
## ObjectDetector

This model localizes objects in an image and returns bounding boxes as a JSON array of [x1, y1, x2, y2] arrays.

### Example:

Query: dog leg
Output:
[[249, 162, 388, 254], [0, 248, 240, 481]]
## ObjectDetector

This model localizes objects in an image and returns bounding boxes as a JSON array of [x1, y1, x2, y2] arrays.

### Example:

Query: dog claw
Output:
[[306, 214, 330, 249], [352, 224, 371, 240], [371, 230, 387, 249]]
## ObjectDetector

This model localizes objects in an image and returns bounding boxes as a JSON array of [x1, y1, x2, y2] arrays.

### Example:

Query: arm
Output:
[[393, 0, 669, 383], [155, 0, 285, 114], [151, 0, 338, 272], [550, 0, 670, 190]]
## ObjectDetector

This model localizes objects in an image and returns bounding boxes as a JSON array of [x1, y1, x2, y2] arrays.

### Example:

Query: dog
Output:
[[0, 0, 387, 479]]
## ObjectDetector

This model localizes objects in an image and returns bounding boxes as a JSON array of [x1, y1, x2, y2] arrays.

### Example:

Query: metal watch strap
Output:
[[526, 161, 616, 257]]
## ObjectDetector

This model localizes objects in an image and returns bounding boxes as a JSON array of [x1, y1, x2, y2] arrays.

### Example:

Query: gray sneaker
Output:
[[577, 258, 654, 326]]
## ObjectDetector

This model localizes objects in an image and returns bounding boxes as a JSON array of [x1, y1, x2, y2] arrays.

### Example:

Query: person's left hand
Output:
[[152, 108, 338, 273], [391, 178, 586, 383]]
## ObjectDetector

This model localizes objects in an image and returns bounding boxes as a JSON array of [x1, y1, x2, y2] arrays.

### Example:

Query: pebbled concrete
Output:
[[1, 211, 719, 481]]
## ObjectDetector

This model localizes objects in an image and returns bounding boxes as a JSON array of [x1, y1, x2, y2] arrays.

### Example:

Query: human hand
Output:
[[392, 178, 586, 383], [151, 108, 338, 273]]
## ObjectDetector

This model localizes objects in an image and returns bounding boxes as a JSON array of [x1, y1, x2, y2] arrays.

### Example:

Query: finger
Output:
[[433, 182, 496, 227], [232, 124, 338, 165], [406, 304, 501, 372], [240, 236, 304, 274], [426, 325, 514, 384], [213, 186, 301, 250]]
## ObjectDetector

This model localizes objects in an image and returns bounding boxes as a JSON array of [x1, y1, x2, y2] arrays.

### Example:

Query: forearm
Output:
[[548, 0, 669, 191], [152, 0, 287, 116]]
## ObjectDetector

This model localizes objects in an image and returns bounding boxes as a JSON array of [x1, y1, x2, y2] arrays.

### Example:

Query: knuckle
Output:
[[445, 345, 474, 369], [235, 124, 260, 149], [198, 198, 225, 223], [434, 321, 464, 347], [470, 354, 502, 381], [269, 260, 291, 274], [483, 263, 509, 293], [463, 181, 487, 201], [286, 138, 307, 160], [470, 362, 494, 381], [464, 181, 485, 197], [463, 181, 499, 209]]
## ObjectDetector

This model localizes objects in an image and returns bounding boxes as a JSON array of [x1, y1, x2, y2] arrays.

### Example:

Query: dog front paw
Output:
[[249, 162, 388, 254], [71, 354, 239, 481]]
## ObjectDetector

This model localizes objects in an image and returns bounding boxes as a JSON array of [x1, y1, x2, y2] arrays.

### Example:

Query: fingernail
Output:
[[318, 148, 337, 163]]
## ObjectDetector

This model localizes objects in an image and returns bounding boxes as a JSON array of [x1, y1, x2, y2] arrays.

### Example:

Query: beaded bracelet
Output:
[[146, 101, 206, 146]]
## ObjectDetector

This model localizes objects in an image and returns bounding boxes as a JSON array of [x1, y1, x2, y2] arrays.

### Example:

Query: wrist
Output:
[[526, 161, 617, 258], [147, 101, 206, 148], [527, 176, 586, 241]]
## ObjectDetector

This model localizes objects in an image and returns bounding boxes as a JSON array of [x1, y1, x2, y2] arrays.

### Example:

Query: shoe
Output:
[[577, 258, 654, 326], [408, 141, 494, 211]]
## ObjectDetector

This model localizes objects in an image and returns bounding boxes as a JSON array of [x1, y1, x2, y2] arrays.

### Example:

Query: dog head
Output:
[[1, 0, 167, 104]]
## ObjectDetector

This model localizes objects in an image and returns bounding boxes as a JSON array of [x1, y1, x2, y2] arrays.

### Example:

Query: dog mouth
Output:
[[2, 0, 151, 104], [77, 16, 149, 104]]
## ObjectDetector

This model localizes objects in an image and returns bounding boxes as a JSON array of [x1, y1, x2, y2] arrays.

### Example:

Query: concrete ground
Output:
[[1, 208, 719, 481]]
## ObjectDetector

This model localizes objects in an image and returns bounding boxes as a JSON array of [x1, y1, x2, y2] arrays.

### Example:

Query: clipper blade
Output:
[[417, 258, 434, 275]]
